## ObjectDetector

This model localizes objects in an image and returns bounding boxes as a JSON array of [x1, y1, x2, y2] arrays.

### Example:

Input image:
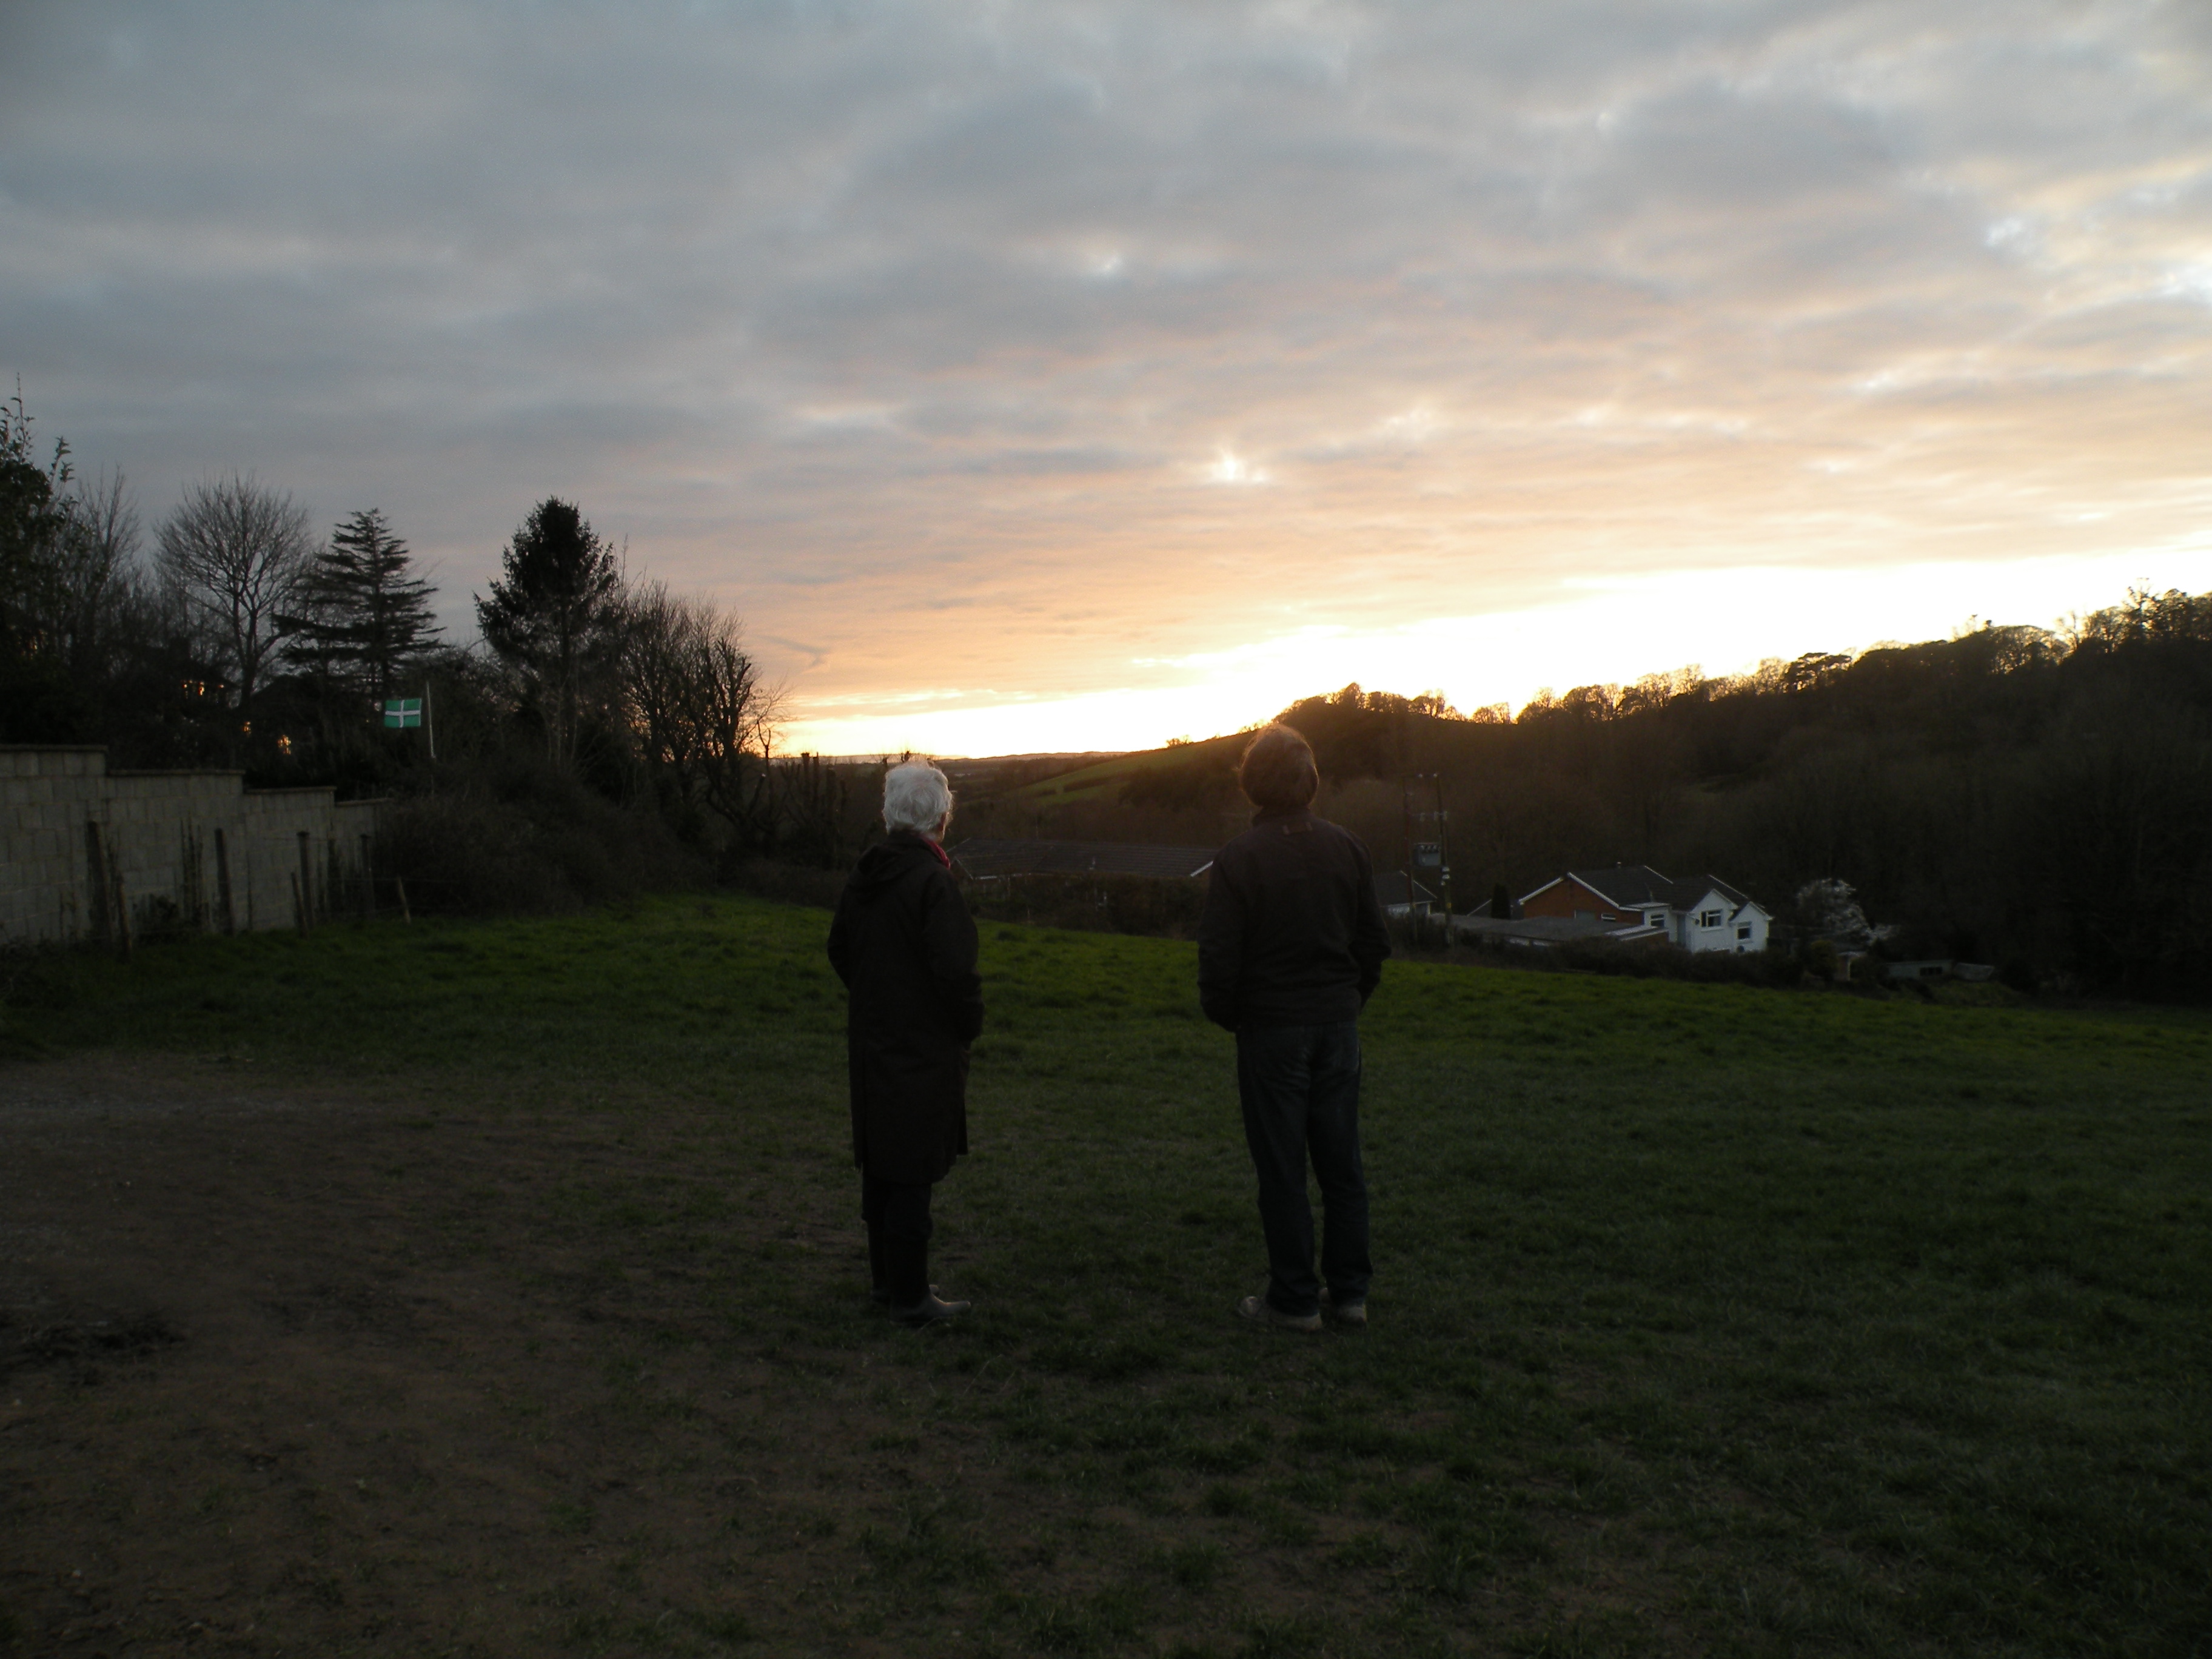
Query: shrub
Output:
[[1466, 934, 1805, 989], [963, 872, 1208, 938], [720, 857, 846, 910], [374, 776, 705, 916]]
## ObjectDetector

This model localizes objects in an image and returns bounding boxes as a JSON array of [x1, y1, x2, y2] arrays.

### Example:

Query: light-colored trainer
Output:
[[1236, 1294, 1322, 1333], [1321, 1289, 1368, 1328]]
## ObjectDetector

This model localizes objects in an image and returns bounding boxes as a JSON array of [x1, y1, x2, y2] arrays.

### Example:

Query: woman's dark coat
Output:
[[826, 831, 984, 1184]]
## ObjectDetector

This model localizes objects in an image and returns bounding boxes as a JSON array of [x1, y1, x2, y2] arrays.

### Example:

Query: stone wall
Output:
[[1, 746, 383, 947]]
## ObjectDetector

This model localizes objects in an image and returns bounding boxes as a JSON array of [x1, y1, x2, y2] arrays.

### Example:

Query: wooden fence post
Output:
[[294, 831, 315, 934], [84, 821, 112, 947], [213, 826, 236, 935], [110, 862, 132, 961]]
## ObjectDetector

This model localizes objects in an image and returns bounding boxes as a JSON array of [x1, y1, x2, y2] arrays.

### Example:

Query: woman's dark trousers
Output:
[[862, 1170, 935, 1306], [1236, 1020, 1372, 1318]]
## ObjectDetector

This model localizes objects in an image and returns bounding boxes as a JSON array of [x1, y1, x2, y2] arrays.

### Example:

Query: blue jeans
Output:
[[1236, 1021, 1372, 1318]]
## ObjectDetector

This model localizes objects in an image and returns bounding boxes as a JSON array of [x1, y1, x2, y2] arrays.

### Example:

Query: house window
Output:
[[1736, 925, 1751, 940], [1698, 909, 1722, 928], [1647, 912, 1665, 927]]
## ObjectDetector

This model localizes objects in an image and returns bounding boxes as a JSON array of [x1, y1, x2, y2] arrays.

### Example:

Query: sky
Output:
[[5, 1, 2212, 757]]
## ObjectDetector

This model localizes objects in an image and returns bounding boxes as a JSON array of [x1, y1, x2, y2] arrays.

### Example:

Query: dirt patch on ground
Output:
[[1, 1055, 991, 1655], [3, 1055, 1450, 1657]]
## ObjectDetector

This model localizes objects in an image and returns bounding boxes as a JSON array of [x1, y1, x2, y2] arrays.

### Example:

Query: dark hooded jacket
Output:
[[826, 831, 984, 1183], [1198, 806, 1390, 1030]]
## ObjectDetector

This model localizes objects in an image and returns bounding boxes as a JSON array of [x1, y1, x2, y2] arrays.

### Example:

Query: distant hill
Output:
[[956, 589, 2212, 994]]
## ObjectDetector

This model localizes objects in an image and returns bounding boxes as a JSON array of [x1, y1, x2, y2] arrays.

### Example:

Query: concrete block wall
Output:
[[1, 746, 383, 947]]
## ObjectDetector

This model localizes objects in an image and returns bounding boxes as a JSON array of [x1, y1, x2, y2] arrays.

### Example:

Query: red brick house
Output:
[[1518, 865, 1771, 954]]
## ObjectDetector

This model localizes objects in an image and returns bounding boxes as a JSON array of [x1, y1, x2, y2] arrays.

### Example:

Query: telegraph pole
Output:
[[1431, 773, 1455, 956], [1401, 777, 1417, 907], [1405, 772, 1454, 952]]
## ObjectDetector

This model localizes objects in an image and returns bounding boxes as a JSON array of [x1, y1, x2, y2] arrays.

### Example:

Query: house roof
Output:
[[1564, 865, 1677, 908], [1523, 863, 1765, 919], [1678, 874, 1757, 914], [947, 837, 1218, 880]]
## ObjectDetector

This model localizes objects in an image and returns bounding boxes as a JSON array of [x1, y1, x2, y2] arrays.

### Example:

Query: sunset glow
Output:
[[7, 2, 2211, 756], [780, 545, 2212, 757]]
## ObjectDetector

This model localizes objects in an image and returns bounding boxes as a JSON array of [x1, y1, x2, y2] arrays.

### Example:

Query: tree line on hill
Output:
[[0, 389, 850, 909], [1031, 601, 2209, 993]]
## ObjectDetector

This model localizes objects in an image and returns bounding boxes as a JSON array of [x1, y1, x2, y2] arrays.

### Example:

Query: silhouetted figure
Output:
[[827, 762, 984, 1327], [1198, 723, 1390, 1333]]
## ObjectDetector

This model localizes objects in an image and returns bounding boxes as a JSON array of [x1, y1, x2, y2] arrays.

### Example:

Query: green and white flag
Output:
[[383, 698, 423, 728]]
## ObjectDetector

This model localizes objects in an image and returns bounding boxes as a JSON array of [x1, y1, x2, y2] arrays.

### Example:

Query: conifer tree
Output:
[[0, 389, 84, 737], [290, 508, 441, 707], [475, 497, 623, 764]]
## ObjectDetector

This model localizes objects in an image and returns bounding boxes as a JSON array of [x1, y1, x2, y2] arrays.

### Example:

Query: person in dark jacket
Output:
[[826, 761, 984, 1327], [1198, 723, 1390, 1332]]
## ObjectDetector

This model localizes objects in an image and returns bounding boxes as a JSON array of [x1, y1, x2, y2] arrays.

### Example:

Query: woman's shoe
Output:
[[891, 1289, 970, 1327]]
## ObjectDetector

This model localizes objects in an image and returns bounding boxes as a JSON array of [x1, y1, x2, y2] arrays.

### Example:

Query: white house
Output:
[[1517, 865, 1772, 954]]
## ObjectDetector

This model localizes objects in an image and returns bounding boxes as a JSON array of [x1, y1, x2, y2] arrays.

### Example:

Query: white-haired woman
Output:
[[826, 761, 984, 1326]]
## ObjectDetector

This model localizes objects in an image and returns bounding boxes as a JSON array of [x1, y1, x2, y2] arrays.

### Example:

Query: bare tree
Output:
[[619, 581, 782, 848], [156, 473, 315, 719], [694, 611, 783, 850], [54, 466, 142, 677]]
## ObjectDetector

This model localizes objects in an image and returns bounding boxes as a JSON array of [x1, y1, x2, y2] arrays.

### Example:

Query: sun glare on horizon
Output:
[[779, 544, 2212, 758]]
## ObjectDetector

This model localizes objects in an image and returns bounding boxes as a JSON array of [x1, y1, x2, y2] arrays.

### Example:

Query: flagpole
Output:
[[426, 678, 437, 763]]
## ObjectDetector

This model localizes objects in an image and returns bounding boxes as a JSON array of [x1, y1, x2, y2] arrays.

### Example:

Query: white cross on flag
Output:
[[383, 698, 423, 728]]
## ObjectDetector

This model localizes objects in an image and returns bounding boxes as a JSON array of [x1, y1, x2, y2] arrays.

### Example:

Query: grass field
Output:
[[994, 735, 1241, 806], [4, 896, 2208, 1657]]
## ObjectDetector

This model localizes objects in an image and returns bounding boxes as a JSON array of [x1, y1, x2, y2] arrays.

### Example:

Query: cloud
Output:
[[4, 1, 2211, 743]]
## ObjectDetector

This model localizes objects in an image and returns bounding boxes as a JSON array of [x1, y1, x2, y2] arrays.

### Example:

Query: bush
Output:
[[964, 872, 1208, 938], [719, 862, 1211, 939], [374, 774, 705, 916], [1464, 934, 1806, 989], [720, 857, 847, 910]]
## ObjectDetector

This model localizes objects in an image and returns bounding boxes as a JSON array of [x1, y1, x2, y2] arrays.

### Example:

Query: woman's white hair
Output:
[[882, 761, 954, 835]]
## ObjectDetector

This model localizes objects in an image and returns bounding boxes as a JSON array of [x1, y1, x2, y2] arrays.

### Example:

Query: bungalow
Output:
[[1517, 864, 1771, 954]]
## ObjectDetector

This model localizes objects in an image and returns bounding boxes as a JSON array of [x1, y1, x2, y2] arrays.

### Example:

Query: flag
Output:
[[383, 698, 423, 728]]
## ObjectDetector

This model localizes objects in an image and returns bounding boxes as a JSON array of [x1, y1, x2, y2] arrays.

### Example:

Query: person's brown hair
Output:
[[1238, 723, 1319, 812]]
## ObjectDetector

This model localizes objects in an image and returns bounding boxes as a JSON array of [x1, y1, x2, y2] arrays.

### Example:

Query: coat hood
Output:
[[848, 832, 943, 893]]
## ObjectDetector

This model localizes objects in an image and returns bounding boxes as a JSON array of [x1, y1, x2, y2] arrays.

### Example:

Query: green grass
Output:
[[8, 894, 2211, 1655]]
